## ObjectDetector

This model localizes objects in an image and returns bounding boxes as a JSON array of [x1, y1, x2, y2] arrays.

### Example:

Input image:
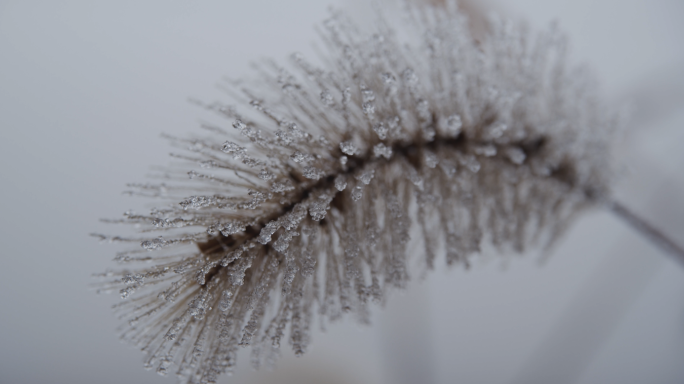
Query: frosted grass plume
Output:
[[92, 2, 630, 382]]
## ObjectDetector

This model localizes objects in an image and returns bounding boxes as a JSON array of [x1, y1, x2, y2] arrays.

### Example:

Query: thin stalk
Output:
[[609, 200, 684, 267]]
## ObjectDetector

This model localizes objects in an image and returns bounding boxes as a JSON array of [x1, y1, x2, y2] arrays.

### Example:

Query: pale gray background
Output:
[[1, 0, 683, 383]]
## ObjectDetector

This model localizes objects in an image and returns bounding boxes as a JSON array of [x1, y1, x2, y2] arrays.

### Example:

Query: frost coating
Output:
[[96, 3, 616, 383]]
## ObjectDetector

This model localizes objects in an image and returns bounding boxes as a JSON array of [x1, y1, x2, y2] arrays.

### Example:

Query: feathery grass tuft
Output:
[[93, 3, 618, 383]]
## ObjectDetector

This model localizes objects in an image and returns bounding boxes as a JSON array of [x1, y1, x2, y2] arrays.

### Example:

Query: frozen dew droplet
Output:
[[422, 126, 436, 142], [257, 221, 280, 244], [157, 359, 172, 376], [232, 119, 257, 139], [362, 102, 375, 115], [532, 161, 552, 176], [206, 225, 218, 235], [281, 204, 307, 230], [416, 99, 431, 121], [318, 135, 331, 148], [300, 250, 316, 277], [445, 114, 462, 136], [345, 244, 360, 258], [271, 179, 295, 194], [487, 122, 508, 139], [505, 147, 526, 165], [302, 166, 325, 180], [242, 157, 260, 167], [320, 90, 334, 106], [340, 155, 348, 165], [273, 231, 297, 253], [179, 195, 216, 210], [355, 168, 375, 185], [282, 83, 296, 95], [309, 194, 333, 221], [373, 143, 392, 159], [372, 122, 388, 140], [153, 218, 183, 228], [424, 150, 438, 168], [258, 168, 275, 181], [342, 87, 351, 105], [439, 159, 457, 178], [463, 155, 481, 173], [339, 141, 358, 156], [221, 141, 246, 159], [120, 286, 136, 299], [407, 169, 424, 189], [122, 273, 144, 286], [473, 145, 497, 157], [403, 68, 418, 84], [381, 72, 395, 86], [286, 122, 308, 140], [387, 115, 400, 131], [141, 237, 167, 251], [291, 150, 315, 164], [334, 174, 347, 191], [238, 189, 270, 210], [200, 160, 218, 168], [219, 290, 233, 312], [275, 129, 294, 145], [219, 220, 246, 236], [188, 290, 211, 320], [362, 89, 375, 103], [220, 249, 242, 266], [351, 186, 363, 202], [232, 119, 246, 131]]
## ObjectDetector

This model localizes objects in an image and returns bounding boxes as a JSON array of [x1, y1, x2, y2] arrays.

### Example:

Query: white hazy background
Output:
[[1, 0, 683, 383]]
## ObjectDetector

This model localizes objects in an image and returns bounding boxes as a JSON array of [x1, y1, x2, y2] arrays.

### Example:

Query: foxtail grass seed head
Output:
[[93, 2, 617, 383]]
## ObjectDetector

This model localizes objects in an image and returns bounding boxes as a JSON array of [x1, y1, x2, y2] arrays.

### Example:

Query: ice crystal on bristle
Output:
[[374, 143, 393, 159], [95, 3, 616, 383]]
